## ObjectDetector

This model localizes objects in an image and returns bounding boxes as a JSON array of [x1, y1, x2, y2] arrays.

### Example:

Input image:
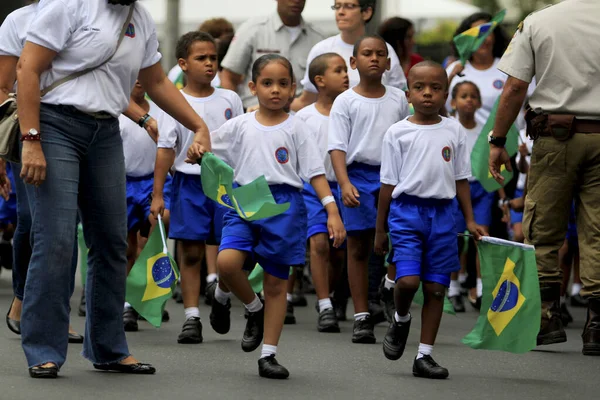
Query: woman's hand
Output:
[[20, 141, 46, 186]]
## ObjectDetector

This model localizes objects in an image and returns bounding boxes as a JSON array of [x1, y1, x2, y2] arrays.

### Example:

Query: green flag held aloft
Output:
[[453, 9, 506, 65], [462, 236, 540, 353], [126, 216, 179, 328], [470, 98, 520, 192], [201, 152, 290, 221]]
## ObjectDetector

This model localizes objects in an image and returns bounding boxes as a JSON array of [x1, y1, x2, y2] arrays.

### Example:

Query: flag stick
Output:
[[157, 214, 169, 255]]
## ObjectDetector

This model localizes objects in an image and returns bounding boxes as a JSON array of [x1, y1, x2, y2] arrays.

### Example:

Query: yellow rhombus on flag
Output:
[[486, 257, 526, 336]]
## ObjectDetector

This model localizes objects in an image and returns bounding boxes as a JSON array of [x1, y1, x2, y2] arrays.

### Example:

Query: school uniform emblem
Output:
[[125, 23, 136, 38], [224, 108, 233, 120], [493, 79, 504, 90], [441, 146, 452, 162], [275, 147, 289, 164]]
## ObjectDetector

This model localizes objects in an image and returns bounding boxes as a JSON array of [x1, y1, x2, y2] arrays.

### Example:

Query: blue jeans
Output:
[[21, 104, 130, 368]]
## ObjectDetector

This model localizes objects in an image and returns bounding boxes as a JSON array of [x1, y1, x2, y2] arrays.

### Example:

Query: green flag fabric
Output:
[[201, 153, 290, 221], [248, 264, 294, 294], [453, 9, 507, 65], [462, 236, 540, 353], [126, 217, 179, 328], [470, 97, 520, 192]]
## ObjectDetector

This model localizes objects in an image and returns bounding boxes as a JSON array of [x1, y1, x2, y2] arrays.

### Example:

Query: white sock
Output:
[[206, 273, 218, 283], [286, 293, 293, 302], [124, 302, 132, 310], [476, 278, 483, 297], [245, 295, 263, 313], [318, 298, 333, 311], [384, 276, 395, 290], [354, 312, 370, 321], [214, 286, 230, 305], [260, 344, 277, 359], [184, 307, 200, 320], [571, 283, 582, 297], [448, 280, 461, 297], [394, 311, 410, 323], [560, 295, 566, 305], [416, 343, 433, 359], [458, 273, 467, 284]]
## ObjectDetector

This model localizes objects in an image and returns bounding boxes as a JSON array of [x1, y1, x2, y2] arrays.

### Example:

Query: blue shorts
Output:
[[0, 164, 16, 225], [169, 172, 227, 244], [126, 173, 172, 232], [454, 180, 494, 232], [339, 163, 380, 235], [389, 194, 460, 287], [219, 185, 307, 280], [302, 181, 343, 239], [510, 188, 524, 224]]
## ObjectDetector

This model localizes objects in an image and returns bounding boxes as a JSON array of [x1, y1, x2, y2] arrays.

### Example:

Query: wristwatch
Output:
[[20, 128, 41, 142], [488, 131, 507, 147]]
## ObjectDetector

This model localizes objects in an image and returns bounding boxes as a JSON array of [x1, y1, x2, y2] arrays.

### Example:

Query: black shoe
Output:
[[210, 297, 231, 335], [78, 289, 86, 317], [449, 295, 466, 313], [29, 364, 59, 379], [560, 302, 573, 327], [285, 302, 296, 325], [68, 331, 84, 344], [123, 308, 139, 332], [317, 308, 340, 333], [6, 298, 21, 335], [352, 316, 376, 344], [468, 295, 481, 310], [413, 355, 449, 379], [382, 316, 411, 360], [242, 307, 264, 352], [205, 280, 217, 306], [93, 362, 156, 374], [162, 309, 170, 322], [177, 317, 203, 344], [571, 293, 588, 308], [369, 302, 387, 325], [333, 297, 347, 322], [258, 355, 289, 379], [172, 281, 183, 303], [537, 286, 567, 346], [379, 278, 395, 324], [291, 293, 307, 307]]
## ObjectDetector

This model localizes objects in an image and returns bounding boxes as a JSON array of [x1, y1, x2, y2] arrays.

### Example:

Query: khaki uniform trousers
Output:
[[524, 133, 600, 298]]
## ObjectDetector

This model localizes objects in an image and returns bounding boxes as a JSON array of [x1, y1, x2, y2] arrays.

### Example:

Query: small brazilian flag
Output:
[[453, 9, 507, 65], [126, 217, 179, 328], [462, 237, 540, 353]]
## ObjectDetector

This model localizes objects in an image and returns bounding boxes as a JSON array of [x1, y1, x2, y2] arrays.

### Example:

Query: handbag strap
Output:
[[40, 5, 135, 97]]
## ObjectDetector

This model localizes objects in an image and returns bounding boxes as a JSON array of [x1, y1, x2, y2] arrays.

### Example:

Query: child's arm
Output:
[[374, 184, 394, 256], [517, 143, 529, 173], [150, 148, 175, 219], [310, 174, 346, 248], [330, 150, 360, 207], [456, 179, 488, 239]]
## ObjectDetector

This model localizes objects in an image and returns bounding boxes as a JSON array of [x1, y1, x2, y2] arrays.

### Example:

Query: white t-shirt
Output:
[[381, 117, 471, 199], [119, 101, 162, 177], [295, 104, 335, 182], [0, 3, 37, 58], [328, 86, 410, 166], [167, 64, 221, 89], [157, 88, 244, 175], [211, 112, 325, 189], [27, 0, 161, 117], [300, 34, 407, 94], [515, 128, 534, 191]]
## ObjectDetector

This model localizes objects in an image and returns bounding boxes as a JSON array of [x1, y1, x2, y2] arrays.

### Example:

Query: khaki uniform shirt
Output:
[[221, 12, 325, 109], [497, 0, 600, 118]]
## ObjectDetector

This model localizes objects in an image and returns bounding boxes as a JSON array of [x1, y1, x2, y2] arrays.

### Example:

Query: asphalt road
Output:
[[0, 268, 598, 400]]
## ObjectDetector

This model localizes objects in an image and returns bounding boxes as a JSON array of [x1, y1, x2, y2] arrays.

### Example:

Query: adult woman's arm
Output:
[[138, 63, 211, 154], [0, 55, 17, 103], [16, 42, 56, 186]]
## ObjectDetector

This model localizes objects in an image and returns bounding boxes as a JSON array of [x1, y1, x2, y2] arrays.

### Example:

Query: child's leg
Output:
[[420, 281, 446, 347], [205, 244, 219, 284], [395, 275, 420, 317], [347, 232, 373, 315], [217, 249, 256, 305], [310, 233, 340, 332], [262, 272, 288, 350], [177, 239, 205, 344], [382, 274, 419, 360]]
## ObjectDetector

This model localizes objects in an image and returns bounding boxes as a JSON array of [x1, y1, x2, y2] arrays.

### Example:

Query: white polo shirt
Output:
[[381, 117, 471, 200], [26, 0, 161, 117]]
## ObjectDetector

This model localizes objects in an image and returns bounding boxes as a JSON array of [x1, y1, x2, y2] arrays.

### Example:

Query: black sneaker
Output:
[[172, 281, 183, 303], [162, 309, 170, 322], [369, 301, 387, 325], [177, 317, 203, 344], [123, 308, 139, 332], [210, 297, 231, 334], [382, 317, 411, 360], [333, 297, 347, 322], [317, 308, 340, 333], [379, 278, 395, 324], [285, 302, 296, 325], [413, 355, 449, 379], [205, 280, 217, 306], [78, 289, 86, 317], [352, 316, 376, 344], [242, 307, 264, 352], [258, 355, 289, 379], [449, 295, 466, 313]]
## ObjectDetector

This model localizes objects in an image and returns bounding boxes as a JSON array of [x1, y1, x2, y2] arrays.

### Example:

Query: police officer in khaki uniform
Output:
[[489, 0, 600, 356], [220, 0, 325, 110]]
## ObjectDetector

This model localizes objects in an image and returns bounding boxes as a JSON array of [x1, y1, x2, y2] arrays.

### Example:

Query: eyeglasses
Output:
[[331, 3, 361, 11]]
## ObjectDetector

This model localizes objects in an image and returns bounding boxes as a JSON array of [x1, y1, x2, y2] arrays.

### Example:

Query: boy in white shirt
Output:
[[296, 53, 349, 332], [328, 35, 410, 343], [374, 61, 486, 379], [151, 31, 243, 344]]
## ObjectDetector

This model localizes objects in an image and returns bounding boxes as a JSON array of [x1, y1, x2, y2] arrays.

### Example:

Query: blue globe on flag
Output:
[[152, 255, 175, 289], [490, 280, 519, 312]]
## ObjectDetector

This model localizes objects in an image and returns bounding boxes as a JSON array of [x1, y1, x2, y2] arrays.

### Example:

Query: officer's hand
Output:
[[489, 145, 512, 184]]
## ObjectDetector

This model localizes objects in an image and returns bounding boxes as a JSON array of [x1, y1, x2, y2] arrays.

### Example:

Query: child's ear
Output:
[[450, 98, 456, 110], [248, 81, 257, 96], [291, 80, 297, 96], [177, 58, 187, 72], [350, 56, 358, 70], [385, 57, 391, 71], [405, 89, 411, 104], [315, 75, 325, 90]]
